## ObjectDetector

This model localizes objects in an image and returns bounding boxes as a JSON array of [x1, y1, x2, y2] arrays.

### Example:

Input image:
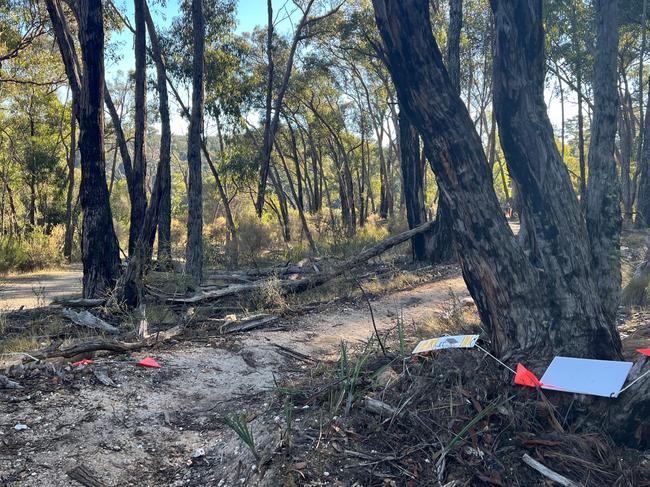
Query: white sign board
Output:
[[412, 334, 479, 354], [539, 356, 633, 398]]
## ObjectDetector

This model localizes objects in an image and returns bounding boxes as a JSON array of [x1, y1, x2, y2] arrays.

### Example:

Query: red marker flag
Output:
[[638, 349, 650, 357], [137, 357, 161, 368], [72, 359, 93, 366], [514, 363, 542, 388]]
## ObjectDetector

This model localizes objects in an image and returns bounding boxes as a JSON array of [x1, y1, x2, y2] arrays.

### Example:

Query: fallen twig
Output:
[[522, 453, 580, 487], [217, 314, 279, 333]]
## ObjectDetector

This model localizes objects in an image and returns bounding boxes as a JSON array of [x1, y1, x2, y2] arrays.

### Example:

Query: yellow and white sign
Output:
[[412, 334, 479, 354]]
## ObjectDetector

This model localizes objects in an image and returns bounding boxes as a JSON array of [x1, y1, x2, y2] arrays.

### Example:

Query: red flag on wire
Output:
[[514, 363, 542, 388], [637, 349, 650, 357]]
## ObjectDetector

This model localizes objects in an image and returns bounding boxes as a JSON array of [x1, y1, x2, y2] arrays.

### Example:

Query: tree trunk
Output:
[[63, 99, 77, 260], [254, 0, 323, 216], [129, 0, 148, 257], [371, 0, 620, 360], [143, 0, 172, 267], [585, 0, 622, 326], [637, 81, 650, 227], [210, 118, 238, 267], [77, 0, 121, 298], [186, 0, 205, 283], [490, 0, 620, 357], [619, 85, 634, 222], [446, 0, 462, 91], [399, 107, 433, 261]]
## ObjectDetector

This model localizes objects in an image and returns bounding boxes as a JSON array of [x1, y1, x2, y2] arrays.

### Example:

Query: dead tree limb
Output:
[[25, 325, 184, 361], [167, 220, 436, 304]]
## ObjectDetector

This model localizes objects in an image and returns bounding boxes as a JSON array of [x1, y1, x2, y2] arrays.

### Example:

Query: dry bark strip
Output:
[[62, 309, 119, 334], [62, 309, 118, 334], [168, 220, 436, 305]]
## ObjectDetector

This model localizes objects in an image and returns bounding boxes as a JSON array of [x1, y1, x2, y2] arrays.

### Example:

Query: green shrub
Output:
[[0, 226, 64, 274]]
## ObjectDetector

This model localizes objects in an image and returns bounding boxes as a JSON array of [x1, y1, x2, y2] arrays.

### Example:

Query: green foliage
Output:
[[223, 413, 259, 460], [0, 226, 65, 274], [332, 339, 375, 415]]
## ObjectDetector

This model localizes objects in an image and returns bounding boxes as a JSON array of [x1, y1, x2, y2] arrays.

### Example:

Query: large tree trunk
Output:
[[77, 0, 121, 298], [185, 0, 205, 282], [425, 0, 462, 265], [129, 0, 148, 257], [143, 1, 172, 267], [585, 0, 622, 326], [490, 0, 621, 357], [371, 0, 620, 360]]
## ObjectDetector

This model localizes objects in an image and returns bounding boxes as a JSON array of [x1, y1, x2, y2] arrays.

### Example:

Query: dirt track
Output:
[[0, 266, 82, 310], [0, 273, 468, 486]]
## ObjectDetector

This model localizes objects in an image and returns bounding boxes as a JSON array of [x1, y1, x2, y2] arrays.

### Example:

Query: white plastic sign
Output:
[[539, 356, 633, 398]]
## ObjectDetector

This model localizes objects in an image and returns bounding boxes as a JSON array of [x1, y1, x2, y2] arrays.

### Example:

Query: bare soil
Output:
[[0, 272, 468, 486], [0, 266, 82, 310]]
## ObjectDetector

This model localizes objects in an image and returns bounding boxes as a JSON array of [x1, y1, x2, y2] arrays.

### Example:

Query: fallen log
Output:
[[62, 309, 120, 334], [168, 220, 436, 304], [25, 325, 184, 361]]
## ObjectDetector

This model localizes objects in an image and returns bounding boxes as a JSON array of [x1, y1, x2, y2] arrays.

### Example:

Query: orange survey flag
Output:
[[514, 363, 542, 388]]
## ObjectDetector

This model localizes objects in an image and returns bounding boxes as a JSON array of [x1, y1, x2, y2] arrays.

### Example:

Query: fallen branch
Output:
[[363, 397, 399, 417], [25, 325, 184, 361], [522, 454, 580, 487], [52, 297, 105, 308], [62, 309, 119, 334], [168, 220, 436, 304], [216, 314, 279, 333], [66, 465, 107, 487], [0, 374, 22, 389]]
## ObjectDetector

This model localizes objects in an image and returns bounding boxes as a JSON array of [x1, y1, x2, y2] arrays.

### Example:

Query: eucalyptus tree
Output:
[[372, 0, 648, 445], [46, 0, 121, 297]]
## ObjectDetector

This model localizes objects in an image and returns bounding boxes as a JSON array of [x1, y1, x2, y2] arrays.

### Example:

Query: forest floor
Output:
[[1, 230, 650, 486], [0, 264, 472, 486]]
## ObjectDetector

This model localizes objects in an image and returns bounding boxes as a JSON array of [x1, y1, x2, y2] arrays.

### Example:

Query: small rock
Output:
[[14, 424, 29, 431], [191, 448, 205, 459]]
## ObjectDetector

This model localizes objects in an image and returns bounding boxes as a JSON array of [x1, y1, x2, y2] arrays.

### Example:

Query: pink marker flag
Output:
[[637, 349, 650, 357]]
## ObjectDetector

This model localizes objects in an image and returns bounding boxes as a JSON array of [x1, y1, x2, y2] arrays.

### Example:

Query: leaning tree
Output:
[[371, 0, 648, 446]]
